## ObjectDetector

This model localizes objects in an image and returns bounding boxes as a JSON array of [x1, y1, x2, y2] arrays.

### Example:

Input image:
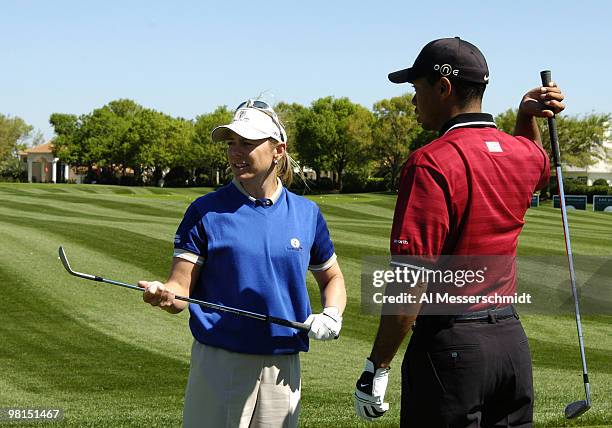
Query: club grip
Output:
[[540, 70, 552, 87], [540, 70, 561, 167], [268, 316, 310, 333]]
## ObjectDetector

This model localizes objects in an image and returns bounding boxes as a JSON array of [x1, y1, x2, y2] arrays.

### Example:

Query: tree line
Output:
[[1, 96, 610, 191], [0, 114, 44, 181], [48, 99, 231, 187]]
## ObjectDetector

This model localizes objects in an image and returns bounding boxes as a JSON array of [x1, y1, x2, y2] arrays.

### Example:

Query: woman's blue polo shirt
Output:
[[173, 180, 336, 355]]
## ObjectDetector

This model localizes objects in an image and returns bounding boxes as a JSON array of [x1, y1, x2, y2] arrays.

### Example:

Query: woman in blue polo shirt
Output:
[[138, 99, 347, 428]]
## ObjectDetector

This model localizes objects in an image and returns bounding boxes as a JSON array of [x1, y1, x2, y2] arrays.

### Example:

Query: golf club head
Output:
[[58, 246, 76, 275], [565, 400, 590, 419]]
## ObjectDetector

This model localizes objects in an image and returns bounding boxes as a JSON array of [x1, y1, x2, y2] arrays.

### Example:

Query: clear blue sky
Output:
[[2, 0, 611, 141]]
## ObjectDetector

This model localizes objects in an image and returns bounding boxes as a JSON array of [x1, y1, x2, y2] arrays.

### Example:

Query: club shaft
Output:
[[541, 71, 590, 404], [104, 275, 309, 331], [555, 167, 590, 394], [60, 249, 309, 333]]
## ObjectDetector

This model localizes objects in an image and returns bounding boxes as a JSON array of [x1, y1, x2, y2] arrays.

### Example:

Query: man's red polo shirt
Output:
[[390, 113, 550, 309]]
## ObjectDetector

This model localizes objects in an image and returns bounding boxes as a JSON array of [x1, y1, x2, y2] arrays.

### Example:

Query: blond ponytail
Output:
[[276, 151, 294, 187]]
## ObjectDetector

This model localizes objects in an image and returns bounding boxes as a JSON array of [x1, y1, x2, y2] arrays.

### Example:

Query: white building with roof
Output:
[[18, 142, 74, 183]]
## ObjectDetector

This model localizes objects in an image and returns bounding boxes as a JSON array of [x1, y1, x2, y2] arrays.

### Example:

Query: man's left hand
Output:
[[304, 306, 342, 340], [354, 358, 390, 421], [519, 82, 565, 118]]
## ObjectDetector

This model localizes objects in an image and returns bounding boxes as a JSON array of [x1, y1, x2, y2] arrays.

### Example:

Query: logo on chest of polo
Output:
[[287, 238, 302, 251]]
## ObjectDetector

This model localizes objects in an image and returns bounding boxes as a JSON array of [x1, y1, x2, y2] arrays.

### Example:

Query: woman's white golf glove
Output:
[[354, 358, 390, 421], [304, 306, 342, 340]]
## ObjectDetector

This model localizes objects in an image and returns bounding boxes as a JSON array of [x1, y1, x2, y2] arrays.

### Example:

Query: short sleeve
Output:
[[536, 146, 551, 191], [516, 136, 551, 191], [308, 208, 337, 271], [390, 164, 450, 258], [173, 203, 207, 265]]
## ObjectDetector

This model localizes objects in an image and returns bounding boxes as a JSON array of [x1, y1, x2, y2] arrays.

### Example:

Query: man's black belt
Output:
[[414, 305, 519, 332], [453, 305, 517, 322]]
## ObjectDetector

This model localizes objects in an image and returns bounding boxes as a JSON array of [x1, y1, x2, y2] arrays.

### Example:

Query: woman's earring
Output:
[[273, 158, 278, 165]]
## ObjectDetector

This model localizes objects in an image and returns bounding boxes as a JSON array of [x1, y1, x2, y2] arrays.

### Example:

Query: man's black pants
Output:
[[400, 313, 533, 428]]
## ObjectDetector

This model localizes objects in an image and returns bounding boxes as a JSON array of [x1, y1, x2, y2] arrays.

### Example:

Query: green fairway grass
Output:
[[0, 183, 610, 427]]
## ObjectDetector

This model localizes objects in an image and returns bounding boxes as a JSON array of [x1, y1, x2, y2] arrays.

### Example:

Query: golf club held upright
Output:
[[540, 70, 591, 419]]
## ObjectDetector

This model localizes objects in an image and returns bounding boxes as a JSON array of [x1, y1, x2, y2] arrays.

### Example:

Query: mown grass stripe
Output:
[[0, 213, 172, 278], [0, 199, 168, 224]]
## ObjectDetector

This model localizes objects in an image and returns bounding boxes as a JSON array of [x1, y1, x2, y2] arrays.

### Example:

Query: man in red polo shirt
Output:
[[354, 37, 565, 427]]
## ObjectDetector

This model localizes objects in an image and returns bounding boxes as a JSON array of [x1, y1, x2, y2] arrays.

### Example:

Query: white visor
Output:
[[211, 108, 285, 143]]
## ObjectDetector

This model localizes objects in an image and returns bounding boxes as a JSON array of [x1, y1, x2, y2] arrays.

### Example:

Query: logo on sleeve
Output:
[[393, 238, 410, 245], [174, 234, 181, 244]]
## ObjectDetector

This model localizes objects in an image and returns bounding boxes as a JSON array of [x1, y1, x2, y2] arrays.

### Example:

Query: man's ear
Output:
[[439, 77, 452, 98]]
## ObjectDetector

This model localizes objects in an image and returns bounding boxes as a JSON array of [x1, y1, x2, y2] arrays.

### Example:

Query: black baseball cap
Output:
[[388, 37, 489, 85]]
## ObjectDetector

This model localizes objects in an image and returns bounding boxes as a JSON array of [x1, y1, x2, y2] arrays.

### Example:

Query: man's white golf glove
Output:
[[354, 358, 390, 421], [304, 306, 342, 340]]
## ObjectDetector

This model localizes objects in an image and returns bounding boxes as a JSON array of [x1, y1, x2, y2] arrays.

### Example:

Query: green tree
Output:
[[105, 99, 144, 179], [495, 109, 611, 168], [192, 106, 233, 184], [49, 113, 81, 164], [51, 100, 193, 185], [295, 97, 373, 190], [560, 114, 611, 168], [0, 114, 33, 161], [1, 114, 45, 180], [51, 101, 140, 177], [371, 94, 423, 190], [132, 109, 193, 186], [294, 102, 333, 180], [80, 106, 128, 167], [274, 101, 307, 161]]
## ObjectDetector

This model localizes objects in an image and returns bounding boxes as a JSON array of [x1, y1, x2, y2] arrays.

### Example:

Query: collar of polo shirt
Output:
[[439, 112, 497, 136], [232, 178, 283, 206]]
